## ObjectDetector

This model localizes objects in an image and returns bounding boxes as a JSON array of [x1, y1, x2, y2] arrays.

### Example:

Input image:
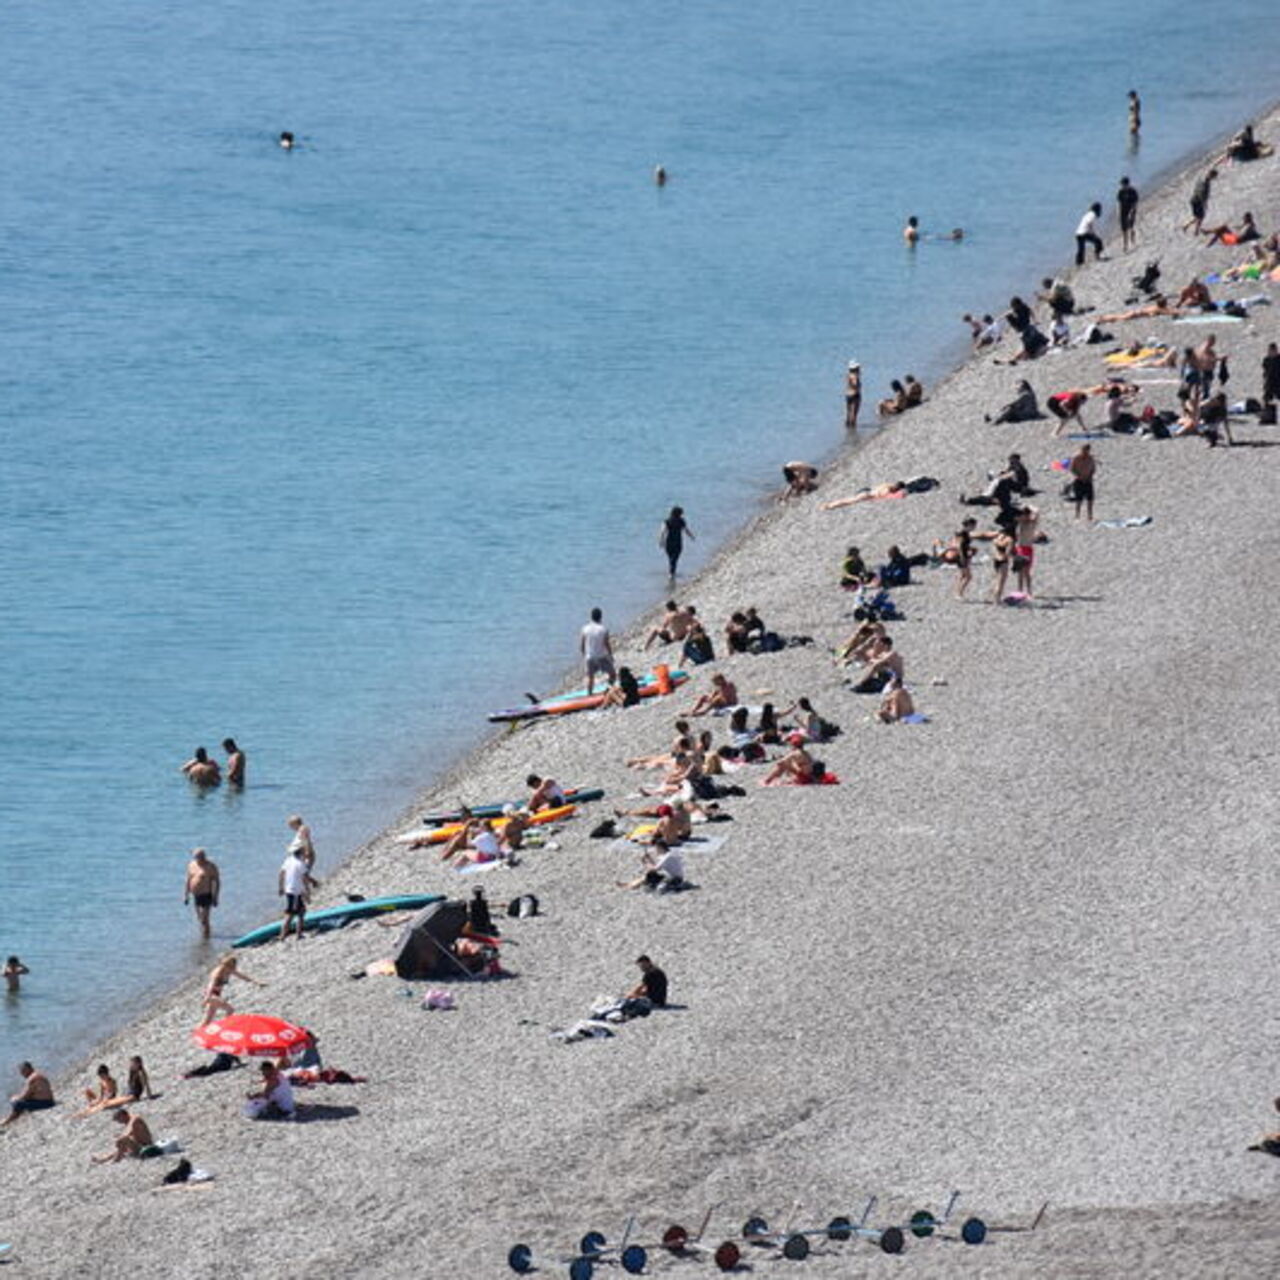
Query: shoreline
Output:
[[7, 100, 1280, 1275], [28, 92, 1275, 1075], [25, 95, 1280, 1083]]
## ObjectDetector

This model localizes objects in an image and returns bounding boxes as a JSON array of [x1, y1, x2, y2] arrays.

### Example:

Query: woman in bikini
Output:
[[201, 956, 264, 1026]]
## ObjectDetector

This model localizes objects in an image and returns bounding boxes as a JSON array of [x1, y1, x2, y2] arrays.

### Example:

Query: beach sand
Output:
[[3, 111, 1279, 1277]]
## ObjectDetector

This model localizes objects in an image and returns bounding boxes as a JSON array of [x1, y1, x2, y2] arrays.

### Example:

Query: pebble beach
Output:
[[3, 108, 1279, 1277]]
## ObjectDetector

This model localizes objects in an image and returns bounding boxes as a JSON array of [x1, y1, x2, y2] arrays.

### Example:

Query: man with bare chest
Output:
[[184, 848, 221, 939]]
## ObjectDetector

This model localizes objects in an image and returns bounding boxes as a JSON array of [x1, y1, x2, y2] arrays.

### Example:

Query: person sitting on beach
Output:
[[1105, 385, 1141, 433], [903, 374, 924, 407], [1047, 389, 1089, 437], [77, 1064, 119, 1116], [988, 380, 1043, 424], [626, 955, 669, 1008], [1175, 277, 1214, 311], [245, 1061, 296, 1120], [597, 666, 641, 709], [761, 733, 817, 785], [455, 819, 503, 867], [618, 838, 686, 892], [644, 601, 694, 650], [689, 673, 737, 717], [1050, 315, 1071, 347], [119, 1056, 156, 1107], [2, 1062, 54, 1127], [201, 955, 264, 1026], [742, 606, 766, 642], [840, 545, 870, 587], [785, 696, 833, 742], [681, 619, 716, 666], [781, 461, 819, 498], [1038, 276, 1077, 318], [640, 751, 698, 798], [877, 676, 916, 723], [724, 612, 751, 654], [91, 1108, 154, 1163], [1000, 296, 1049, 363], [963, 313, 1003, 349], [836, 619, 886, 667], [755, 703, 783, 745], [1246, 1096, 1280, 1156], [820, 480, 907, 511], [877, 380, 909, 416], [181, 747, 221, 787], [525, 774, 566, 812], [4, 956, 29, 992], [850, 637, 903, 693], [1219, 122, 1265, 165], [1204, 211, 1260, 247]]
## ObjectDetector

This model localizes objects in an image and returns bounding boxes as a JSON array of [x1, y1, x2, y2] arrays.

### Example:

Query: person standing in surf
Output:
[[659, 506, 693, 577], [1127, 90, 1141, 137]]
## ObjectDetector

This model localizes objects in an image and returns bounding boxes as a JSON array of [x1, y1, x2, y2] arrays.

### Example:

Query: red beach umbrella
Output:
[[192, 1014, 310, 1059]]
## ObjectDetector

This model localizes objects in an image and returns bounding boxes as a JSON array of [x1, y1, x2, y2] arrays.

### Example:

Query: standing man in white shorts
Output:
[[580, 607, 616, 695]]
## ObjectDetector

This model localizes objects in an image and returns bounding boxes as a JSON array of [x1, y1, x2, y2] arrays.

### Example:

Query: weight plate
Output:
[[714, 1240, 742, 1271], [569, 1257, 594, 1280], [508, 1243, 534, 1274], [880, 1226, 905, 1255], [621, 1243, 648, 1274], [662, 1225, 689, 1251], [961, 1217, 987, 1245], [826, 1215, 853, 1242], [742, 1216, 769, 1240], [782, 1233, 811, 1261], [580, 1231, 607, 1256], [910, 1210, 936, 1238]]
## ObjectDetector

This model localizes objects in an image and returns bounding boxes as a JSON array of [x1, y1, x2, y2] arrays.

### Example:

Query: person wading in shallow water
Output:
[[658, 506, 693, 577]]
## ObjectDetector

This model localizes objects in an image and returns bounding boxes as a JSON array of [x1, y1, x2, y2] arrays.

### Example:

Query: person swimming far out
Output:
[[279, 131, 295, 150], [653, 164, 667, 186]]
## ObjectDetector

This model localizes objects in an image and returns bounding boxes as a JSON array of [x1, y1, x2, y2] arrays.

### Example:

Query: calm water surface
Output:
[[2, 0, 1278, 1067]]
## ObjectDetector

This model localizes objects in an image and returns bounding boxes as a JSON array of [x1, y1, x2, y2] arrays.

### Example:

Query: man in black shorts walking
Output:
[[1117, 176, 1139, 252], [1069, 443, 1097, 522]]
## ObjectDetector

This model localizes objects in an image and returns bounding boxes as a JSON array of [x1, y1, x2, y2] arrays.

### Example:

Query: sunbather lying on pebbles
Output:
[[820, 481, 906, 510], [836, 619, 886, 666]]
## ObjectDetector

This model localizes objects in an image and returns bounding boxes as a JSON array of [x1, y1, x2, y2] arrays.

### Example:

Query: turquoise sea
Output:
[[3, 0, 1278, 1067]]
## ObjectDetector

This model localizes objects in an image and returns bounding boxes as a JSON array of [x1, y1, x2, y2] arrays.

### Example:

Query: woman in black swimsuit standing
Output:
[[658, 506, 693, 577]]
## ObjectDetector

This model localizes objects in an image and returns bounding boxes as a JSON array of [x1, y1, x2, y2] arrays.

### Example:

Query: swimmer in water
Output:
[[903, 215, 920, 244], [279, 131, 295, 150], [654, 165, 667, 187]]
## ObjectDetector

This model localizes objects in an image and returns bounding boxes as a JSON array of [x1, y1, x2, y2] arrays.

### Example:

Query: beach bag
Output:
[[506, 893, 539, 918], [589, 819, 618, 839]]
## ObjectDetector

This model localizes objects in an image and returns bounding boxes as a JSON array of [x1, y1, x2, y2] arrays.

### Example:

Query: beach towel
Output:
[[1096, 516, 1153, 528], [609, 832, 730, 856], [901, 712, 930, 724], [1067, 432, 1108, 440], [1174, 314, 1243, 324], [1104, 346, 1163, 365], [1050, 458, 1071, 471], [759, 772, 841, 787]]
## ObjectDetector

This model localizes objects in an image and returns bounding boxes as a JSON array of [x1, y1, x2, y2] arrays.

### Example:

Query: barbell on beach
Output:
[[741, 1197, 905, 1258], [508, 1209, 744, 1278], [904, 1191, 988, 1245]]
